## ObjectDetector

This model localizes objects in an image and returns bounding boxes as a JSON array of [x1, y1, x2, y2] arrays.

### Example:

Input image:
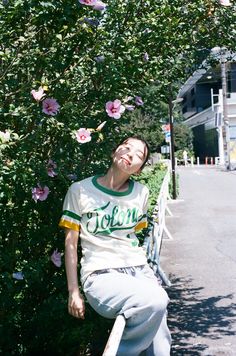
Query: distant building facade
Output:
[[178, 60, 236, 166]]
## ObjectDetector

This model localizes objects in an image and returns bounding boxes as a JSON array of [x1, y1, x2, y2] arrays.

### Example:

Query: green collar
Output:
[[92, 175, 134, 196]]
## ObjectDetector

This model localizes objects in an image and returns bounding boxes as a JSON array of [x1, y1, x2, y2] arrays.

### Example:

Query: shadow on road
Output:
[[167, 275, 236, 355]]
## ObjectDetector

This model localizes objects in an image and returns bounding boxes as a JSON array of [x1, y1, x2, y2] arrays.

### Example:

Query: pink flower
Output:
[[47, 159, 57, 177], [51, 249, 62, 268], [93, 0, 106, 10], [135, 96, 144, 106], [79, 0, 97, 5], [31, 87, 46, 101], [125, 104, 135, 111], [75, 128, 92, 143], [32, 184, 49, 202], [42, 98, 60, 116], [105, 99, 126, 119], [79, 0, 106, 10], [219, 0, 231, 5], [47, 168, 57, 177]]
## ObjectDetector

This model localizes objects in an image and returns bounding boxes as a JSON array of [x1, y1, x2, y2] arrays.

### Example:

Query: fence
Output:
[[205, 156, 220, 165], [102, 167, 173, 356], [144, 168, 173, 286], [175, 156, 221, 166], [175, 157, 194, 166]]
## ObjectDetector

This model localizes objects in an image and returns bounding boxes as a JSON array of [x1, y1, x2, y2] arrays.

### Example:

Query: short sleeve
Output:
[[58, 184, 82, 232], [134, 186, 149, 233]]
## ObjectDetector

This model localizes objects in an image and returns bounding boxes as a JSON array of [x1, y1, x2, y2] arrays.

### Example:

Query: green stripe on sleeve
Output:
[[62, 210, 81, 221]]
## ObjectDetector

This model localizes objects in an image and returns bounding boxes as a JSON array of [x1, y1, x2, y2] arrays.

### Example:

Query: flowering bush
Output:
[[0, 0, 235, 354]]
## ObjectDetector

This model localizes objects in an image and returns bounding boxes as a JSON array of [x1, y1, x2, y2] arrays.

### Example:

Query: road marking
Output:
[[193, 170, 203, 175]]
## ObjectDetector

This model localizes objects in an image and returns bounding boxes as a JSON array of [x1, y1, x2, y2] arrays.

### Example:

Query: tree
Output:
[[1, 0, 236, 354], [174, 123, 194, 151], [120, 85, 171, 152]]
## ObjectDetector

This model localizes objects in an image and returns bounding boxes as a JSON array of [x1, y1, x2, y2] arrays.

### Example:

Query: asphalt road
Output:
[[161, 165, 236, 356]]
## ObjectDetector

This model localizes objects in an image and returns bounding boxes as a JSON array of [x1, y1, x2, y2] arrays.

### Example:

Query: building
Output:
[[178, 57, 236, 167]]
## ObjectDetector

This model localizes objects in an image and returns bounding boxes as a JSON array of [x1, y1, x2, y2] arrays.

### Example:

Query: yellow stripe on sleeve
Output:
[[59, 219, 80, 232], [134, 221, 148, 232]]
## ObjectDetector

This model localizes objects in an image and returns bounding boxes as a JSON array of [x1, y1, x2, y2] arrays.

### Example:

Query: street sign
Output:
[[161, 145, 170, 154], [162, 124, 170, 133], [165, 132, 171, 142]]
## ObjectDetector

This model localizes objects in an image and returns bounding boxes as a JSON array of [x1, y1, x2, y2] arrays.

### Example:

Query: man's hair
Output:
[[113, 136, 150, 170]]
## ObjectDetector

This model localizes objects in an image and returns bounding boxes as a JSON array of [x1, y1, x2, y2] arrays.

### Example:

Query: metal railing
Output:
[[144, 168, 172, 287], [102, 168, 173, 356], [102, 315, 126, 356], [175, 156, 221, 166]]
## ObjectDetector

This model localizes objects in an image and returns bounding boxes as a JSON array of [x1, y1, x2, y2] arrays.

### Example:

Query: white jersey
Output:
[[59, 175, 149, 285]]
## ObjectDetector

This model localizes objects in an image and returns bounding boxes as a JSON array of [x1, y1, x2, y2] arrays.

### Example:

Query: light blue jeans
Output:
[[83, 265, 171, 356]]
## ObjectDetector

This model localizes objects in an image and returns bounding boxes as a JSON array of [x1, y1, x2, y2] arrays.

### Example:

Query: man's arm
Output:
[[65, 228, 85, 319]]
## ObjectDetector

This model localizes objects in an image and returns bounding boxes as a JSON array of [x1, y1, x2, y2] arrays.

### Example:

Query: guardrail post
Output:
[[102, 315, 126, 356]]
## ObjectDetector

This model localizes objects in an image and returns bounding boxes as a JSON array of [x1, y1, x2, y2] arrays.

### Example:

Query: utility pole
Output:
[[168, 95, 177, 200], [220, 54, 231, 170], [168, 92, 183, 200], [211, 46, 231, 170]]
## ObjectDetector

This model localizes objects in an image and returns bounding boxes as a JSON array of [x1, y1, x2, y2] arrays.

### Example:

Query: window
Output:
[[230, 125, 236, 140]]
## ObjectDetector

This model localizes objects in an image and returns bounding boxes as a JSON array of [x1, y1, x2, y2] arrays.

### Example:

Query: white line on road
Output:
[[193, 170, 204, 175]]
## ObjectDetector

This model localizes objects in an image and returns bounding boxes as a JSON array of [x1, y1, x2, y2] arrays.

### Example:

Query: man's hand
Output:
[[68, 290, 85, 319]]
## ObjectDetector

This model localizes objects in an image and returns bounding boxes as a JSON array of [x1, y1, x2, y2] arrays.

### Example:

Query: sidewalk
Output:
[[161, 165, 236, 356]]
